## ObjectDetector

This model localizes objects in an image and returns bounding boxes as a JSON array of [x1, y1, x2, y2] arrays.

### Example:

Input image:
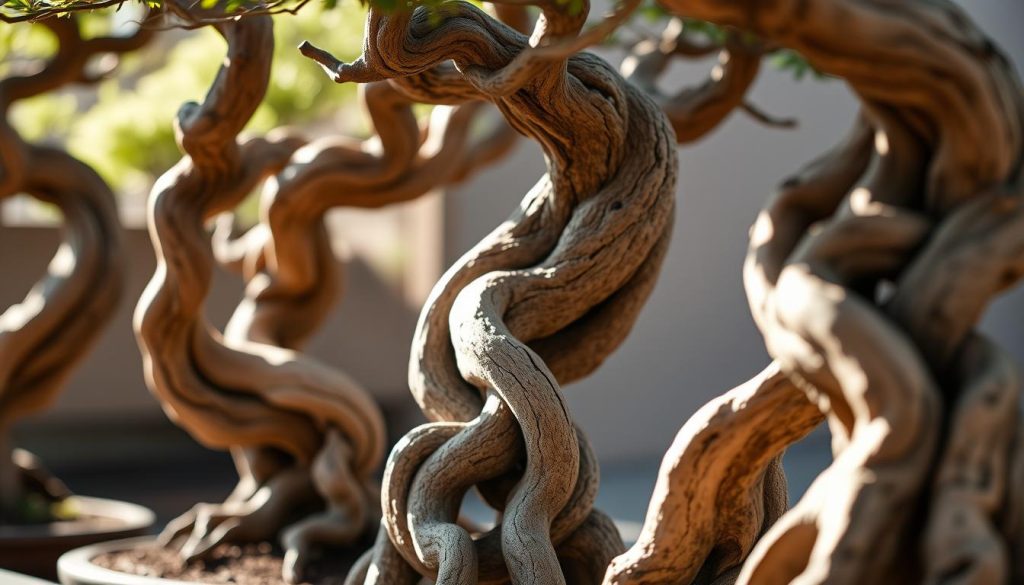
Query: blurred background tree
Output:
[[1, 2, 368, 222]]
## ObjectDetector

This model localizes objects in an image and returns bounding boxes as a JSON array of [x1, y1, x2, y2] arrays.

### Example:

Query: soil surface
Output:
[[93, 542, 358, 585]]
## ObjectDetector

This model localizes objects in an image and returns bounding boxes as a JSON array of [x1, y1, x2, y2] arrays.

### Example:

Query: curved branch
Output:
[[133, 15, 387, 581], [622, 27, 767, 144], [0, 11, 158, 195]]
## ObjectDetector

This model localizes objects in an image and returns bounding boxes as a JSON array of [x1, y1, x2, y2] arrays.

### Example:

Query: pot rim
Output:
[[0, 497, 156, 542], [58, 536, 202, 585]]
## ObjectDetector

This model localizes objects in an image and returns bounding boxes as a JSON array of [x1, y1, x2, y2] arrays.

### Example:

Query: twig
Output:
[[1, 0, 128, 23], [741, 101, 797, 129]]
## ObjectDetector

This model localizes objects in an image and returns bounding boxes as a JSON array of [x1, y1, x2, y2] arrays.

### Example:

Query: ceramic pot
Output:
[[0, 497, 155, 581]]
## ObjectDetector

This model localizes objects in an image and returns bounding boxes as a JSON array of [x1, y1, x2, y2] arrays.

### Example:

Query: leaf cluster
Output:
[[633, 0, 826, 81]]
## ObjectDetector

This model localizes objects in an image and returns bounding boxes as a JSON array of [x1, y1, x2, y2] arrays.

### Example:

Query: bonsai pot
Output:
[[59, 535, 362, 585], [1, 497, 155, 581], [0, 567, 59, 584], [59, 537, 191, 585]]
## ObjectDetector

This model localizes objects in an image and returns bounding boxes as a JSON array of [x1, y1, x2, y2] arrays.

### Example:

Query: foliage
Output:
[[0, 0, 823, 197], [633, 0, 826, 80], [4, 3, 367, 194]]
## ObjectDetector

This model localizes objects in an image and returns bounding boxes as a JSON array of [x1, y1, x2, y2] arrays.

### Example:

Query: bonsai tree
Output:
[[297, 0, 681, 580], [7, 0, 1018, 584], [118, 3, 394, 580], [291, 0, 805, 581], [159, 16, 524, 579], [157, 4, 792, 581], [0, 11, 152, 524], [606, 1, 1024, 584]]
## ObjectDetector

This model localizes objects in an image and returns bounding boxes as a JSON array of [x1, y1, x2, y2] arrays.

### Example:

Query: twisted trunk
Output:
[[199, 10, 526, 565], [132, 12, 385, 581], [303, 1, 678, 582], [608, 1, 1024, 583], [196, 57, 518, 579]]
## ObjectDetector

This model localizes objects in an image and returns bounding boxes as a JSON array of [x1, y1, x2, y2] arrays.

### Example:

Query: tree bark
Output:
[[302, 1, 678, 582], [607, 1, 1024, 583], [132, 9, 386, 581]]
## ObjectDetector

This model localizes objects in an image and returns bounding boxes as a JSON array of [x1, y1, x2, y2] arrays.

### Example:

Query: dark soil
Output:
[[93, 542, 359, 585]]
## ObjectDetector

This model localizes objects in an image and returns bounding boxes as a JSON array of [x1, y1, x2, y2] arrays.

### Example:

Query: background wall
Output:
[[4, 0, 1023, 485]]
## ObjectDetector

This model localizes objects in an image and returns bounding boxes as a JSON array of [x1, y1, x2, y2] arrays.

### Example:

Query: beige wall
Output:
[[0, 226, 421, 425]]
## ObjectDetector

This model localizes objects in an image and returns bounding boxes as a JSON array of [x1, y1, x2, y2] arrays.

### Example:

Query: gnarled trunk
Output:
[[302, 1, 677, 582], [608, 1, 1024, 583], [187, 9, 526, 570], [132, 9, 386, 581]]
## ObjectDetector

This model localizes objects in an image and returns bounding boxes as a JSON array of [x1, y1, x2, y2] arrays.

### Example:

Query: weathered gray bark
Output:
[[132, 8, 386, 581], [0, 15, 150, 522], [302, 0, 678, 581], [607, 1, 1024, 583]]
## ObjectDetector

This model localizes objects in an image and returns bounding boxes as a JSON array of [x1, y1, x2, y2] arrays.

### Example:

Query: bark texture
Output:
[[0, 15, 150, 521], [131, 9, 385, 581], [608, 1, 1024, 583], [302, 1, 678, 582]]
